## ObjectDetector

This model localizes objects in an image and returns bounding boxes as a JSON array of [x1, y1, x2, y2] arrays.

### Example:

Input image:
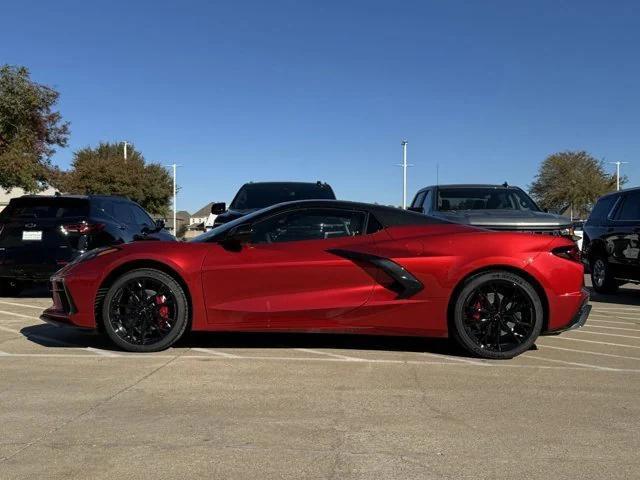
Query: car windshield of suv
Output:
[[437, 188, 540, 212], [229, 184, 335, 210], [0, 198, 89, 219]]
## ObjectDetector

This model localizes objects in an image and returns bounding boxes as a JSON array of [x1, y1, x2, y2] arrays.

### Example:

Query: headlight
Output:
[[70, 246, 120, 265]]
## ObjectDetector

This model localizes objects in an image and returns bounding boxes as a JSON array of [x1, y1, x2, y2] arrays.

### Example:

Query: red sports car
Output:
[[42, 200, 590, 359]]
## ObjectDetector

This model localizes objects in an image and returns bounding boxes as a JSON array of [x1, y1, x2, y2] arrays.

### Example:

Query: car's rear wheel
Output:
[[590, 256, 619, 294], [102, 268, 189, 352], [451, 271, 543, 359]]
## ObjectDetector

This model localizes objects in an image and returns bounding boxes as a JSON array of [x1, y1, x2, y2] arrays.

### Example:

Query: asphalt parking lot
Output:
[[1, 278, 639, 480]]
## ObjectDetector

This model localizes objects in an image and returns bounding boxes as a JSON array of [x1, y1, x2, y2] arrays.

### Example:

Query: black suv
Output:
[[212, 181, 336, 226], [410, 184, 572, 235], [582, 188, 640, 293], [0, 195, 173, 295]]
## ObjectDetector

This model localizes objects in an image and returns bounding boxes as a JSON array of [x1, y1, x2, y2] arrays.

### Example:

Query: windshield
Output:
[[229, 183, 335, 210], [0, 198, 89, 219], [437, 188, 540, 212]]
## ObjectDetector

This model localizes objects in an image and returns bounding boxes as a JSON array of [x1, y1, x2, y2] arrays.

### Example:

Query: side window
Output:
[[411, 191, 426, 208], [423, 190, 433, 212], [113, 202, 136, 225], [131, 204, 154, 227], [588, 195, 618, 223], [614, 192, 640, 221], [92, 199, 115, 220], [251, 209, 367, 244]]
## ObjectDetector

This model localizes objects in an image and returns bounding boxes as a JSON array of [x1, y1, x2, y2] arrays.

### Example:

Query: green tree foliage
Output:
[[55, 142, 173, 216], [0, 65, 69, 191], [529, 151, 621, 217]]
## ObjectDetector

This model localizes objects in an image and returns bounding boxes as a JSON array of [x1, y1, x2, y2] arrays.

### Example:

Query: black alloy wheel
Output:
[[590, 256, 619, 294], [102, 268, 189, 352], [452, 271, 543, 359]]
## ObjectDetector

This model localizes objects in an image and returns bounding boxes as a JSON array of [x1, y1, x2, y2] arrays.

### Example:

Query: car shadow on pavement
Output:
[[20, 323, 475, 358], [587, 286, 640, 306]]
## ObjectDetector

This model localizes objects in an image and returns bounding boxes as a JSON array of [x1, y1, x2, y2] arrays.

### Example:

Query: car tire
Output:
[[590, 256, 619, 294], [451, 271, 544, 360], [102, 268, 189, 352], [0, 279, 23, 297]]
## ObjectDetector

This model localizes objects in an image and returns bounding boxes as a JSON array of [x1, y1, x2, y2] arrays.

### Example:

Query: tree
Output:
[[0, 65, 69, 192], [55, 142, 173, 216], [529, 151, 621, 217]]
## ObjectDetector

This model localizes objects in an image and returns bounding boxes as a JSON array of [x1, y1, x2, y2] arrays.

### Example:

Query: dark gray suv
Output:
[[409, 184, 572, 235]]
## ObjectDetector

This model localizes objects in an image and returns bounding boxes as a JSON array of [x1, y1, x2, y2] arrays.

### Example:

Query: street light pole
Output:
[[166, 163, 182, 234], [610, 161, 629, 191], [397, 140, 412, 209], [122, 141, 129, 161]]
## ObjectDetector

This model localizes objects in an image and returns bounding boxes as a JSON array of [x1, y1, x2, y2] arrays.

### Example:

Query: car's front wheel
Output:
[[102, 268, 189, 352], [451, 271, 544, 359]]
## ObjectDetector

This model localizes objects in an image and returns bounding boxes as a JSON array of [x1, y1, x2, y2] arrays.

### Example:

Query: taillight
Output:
[[61, 223, 105, 235], [552, 244, 581, 263]]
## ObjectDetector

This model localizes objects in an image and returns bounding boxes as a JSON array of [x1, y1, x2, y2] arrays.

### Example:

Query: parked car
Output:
[[0, 194, 173, 295], [211, 181, 336, 225], [572, 220, 585, 250], [409, 184, 573, 236], [42, 199, 589, 359], [582, 187, 640, 293]]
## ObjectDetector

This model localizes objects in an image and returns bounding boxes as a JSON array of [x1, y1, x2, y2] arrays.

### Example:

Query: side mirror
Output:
[[211, 202, 226, 215], [407, 206, 424, 213], [222, 223, 252, 251], [155, 219, 165, 231]]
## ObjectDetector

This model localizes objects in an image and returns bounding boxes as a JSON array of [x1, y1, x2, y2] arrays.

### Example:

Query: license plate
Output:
[[22, 231, 42, 241]]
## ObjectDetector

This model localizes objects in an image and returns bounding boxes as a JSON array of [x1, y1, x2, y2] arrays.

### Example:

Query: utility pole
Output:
[[397, 140, 412, 209], [610, 161, 628, 191], [122, 141, 129, 161], [166, 163, 182, 234]]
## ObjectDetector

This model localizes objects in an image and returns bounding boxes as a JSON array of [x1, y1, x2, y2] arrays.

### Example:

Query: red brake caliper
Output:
[[155, 295, 169, 319], [472, 299, 483, 321]]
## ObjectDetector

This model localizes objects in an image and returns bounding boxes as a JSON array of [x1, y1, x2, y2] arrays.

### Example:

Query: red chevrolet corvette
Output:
[[42, 200, 590, 359]]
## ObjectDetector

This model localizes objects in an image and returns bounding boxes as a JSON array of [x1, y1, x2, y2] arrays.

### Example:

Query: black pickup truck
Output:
[[211, 181, 336, 226], [409, 184, 573, 236]]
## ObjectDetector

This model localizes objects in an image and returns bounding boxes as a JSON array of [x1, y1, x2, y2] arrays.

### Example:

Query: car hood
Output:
[[432, 210, 571, 228]]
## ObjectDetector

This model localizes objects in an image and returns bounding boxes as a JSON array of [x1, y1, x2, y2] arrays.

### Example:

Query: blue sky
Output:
[[2, 0, 639, 213]]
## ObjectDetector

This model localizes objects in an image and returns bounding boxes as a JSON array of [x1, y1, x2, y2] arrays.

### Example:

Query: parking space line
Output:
[[295, 348, 366, 361], [528, 354, 618, 371], [539, 344, 640, 361], [550, 336, 640, 349], [85, 347, 121, 357], [0, 300, 48, 310], [0, 325, 21, 335], [191, 347, 243, 358], [590, 306, 640, 313], [416, 351, 488, 365], [585, 325, 640, 332], [0, 310, 41, 321], [0, 350, 9, 356], [570, 330, 640, 340], [589, 319, 639, 326], [591, 313, 640, 321]]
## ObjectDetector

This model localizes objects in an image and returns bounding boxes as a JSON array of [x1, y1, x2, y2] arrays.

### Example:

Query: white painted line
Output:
[[0, 350, 10, 356], [529, 354, 618, 371], [417, 351, 488, 365], [85, 347, 121, 357], [539, 344, 640, 361], [0, 351, 638, 372], [0, 300, 48, 310], [295, 347, 366, 361], [191, 347, 242, 358], [589, 319, 639, 326], [586, 325, 640, 332], [591, 306, 640, 313], [570, 330, 640, 340], [550, 336, 640, 350], [0, 325, 21, 335], [590, 312, 640, 321], [0, 309, 41, 321]]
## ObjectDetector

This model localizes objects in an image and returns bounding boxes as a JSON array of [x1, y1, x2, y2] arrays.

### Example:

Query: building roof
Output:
[[191, 202, 214, 218]]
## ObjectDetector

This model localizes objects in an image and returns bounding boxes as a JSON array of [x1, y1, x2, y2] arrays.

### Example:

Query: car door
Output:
[[200, 207, 378, 330], [607, 191, 640, 278]]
